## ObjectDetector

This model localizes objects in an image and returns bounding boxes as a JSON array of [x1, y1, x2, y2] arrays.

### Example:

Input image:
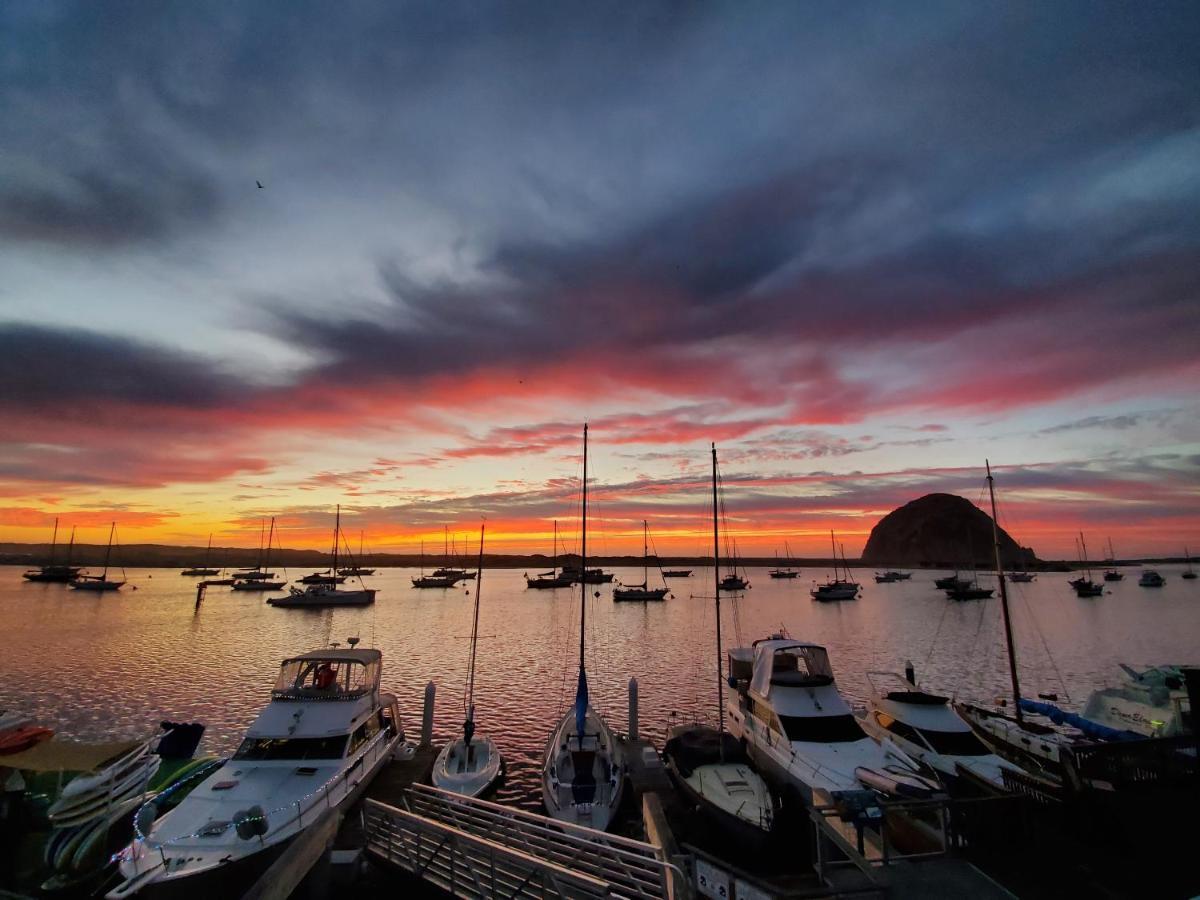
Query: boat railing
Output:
[[364, 783, 676, 898]]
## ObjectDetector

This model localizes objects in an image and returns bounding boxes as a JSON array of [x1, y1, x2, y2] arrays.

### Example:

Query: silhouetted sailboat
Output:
[[526, 520, 573, 589], [181, 534, 219, 576], [271, 506, 376, 606], [1068, 534, 1104, 596], [69, 523, 125, 592], [23, 519, 83, 583], [613, 521, 670, 601]]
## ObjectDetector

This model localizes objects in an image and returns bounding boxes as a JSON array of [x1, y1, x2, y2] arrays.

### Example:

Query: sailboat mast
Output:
[[712, 444, 725, 749], [265, 517, 275, 572], [1079, 532, 1091, 579], [257, 519, 265, 570], [102, 522, 115, 579], [552, 520, 558, 575], [332, 505, 340, 574], [830, 529, 838, 580], [66, 526, 76, 567], [579, 424, 588, 673], [49, 517, 58, 566], [643, 520, 648, 587], [466, 524, 485, 724], [986, 461, 1023, 725]]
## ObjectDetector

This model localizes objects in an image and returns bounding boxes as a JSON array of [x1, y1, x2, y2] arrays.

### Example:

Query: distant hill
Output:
[[861, 493, 1037, 568]]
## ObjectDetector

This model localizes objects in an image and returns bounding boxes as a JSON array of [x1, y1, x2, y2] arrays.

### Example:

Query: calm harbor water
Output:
[[2, 565, 1197, 809]]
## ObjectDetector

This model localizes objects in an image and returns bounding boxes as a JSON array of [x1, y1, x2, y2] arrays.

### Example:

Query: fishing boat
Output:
[[725, 638, 938, 810], [108, 645, 406, 898], [810, 531, 859, 601], [180, 535, 219, 577], [858, 669, 1020, 793], [270, 507, 376, 607], [542, 425, 625, 830], [432, 526, 504, 798], [412, 540, 461, 588], [23, 519, 83, 583], [1068, 533, 1104, 596], [768, 544, 799, 579], [1102, 538, 1124, 581], [663, 444, 774, 849], [231, 519, 286, 591], [612, 521, 670, 601], [1138, 570, 1166, 587], [69, 523, 126, 592], [526, 521, 574, 589]]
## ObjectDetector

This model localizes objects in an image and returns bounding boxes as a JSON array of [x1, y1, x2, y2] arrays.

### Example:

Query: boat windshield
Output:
[[272, 656, 380, 699], [770, 646, 834, 687], [779, 713, 865, 743], [875, 712, 990, 755], [234, 735, 348, 760]]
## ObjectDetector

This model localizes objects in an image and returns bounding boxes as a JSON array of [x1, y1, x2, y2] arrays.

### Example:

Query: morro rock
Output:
[[861, 493, 1037, 568]]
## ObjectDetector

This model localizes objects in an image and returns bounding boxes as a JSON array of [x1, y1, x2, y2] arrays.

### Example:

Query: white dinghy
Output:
[[541, 425, 625, 830], [433, 524, 504, 798], [108, 646, 406, 898]]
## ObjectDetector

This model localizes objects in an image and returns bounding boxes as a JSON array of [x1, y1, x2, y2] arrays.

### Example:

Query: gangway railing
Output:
[[363, 784, 674, 899]]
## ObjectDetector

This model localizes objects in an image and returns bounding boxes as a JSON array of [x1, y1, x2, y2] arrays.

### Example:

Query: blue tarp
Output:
[[1018, 699, 1141, 742], [574, 667, 589, 741]]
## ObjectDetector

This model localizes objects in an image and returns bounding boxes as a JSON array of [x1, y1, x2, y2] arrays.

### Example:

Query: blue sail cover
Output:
[[575, 667, 589, 741], [1018, 699, 1141, 742]]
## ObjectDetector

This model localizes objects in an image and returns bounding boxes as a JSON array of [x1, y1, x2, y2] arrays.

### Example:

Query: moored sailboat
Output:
[[23, 519, 83, 583], [663, 443, 774, 849], [1068, 533, 1104, 596], [412, 540, 461, 588], [768, 543, 799, 579], [810, 531, 859, 601], [432, 525, 504, 797], [270, 506, 376, 607], [525, 520, 573, 589], [69, 523, 126, 592], [541, 425, 625, 830], [612, 520, 670, 601], [231, 519, 286, 591], [1183, 547, 1197, 580], [180, 535, 219, 577]]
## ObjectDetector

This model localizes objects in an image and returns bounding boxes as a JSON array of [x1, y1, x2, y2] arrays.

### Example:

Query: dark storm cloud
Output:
[[0, 323, 241, 410]]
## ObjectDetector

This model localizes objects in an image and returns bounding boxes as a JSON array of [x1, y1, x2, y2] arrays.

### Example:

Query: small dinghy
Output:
[[433, 525, 504, 798]]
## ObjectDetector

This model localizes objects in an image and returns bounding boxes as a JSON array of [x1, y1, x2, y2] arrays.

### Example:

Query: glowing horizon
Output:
[[1, 6, 1197, 559]]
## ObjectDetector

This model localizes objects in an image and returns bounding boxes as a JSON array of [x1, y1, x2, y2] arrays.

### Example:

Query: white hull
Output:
[[541, 705, 624, 831], [432, 735, 503, 798], [267, 587, 376, 607]]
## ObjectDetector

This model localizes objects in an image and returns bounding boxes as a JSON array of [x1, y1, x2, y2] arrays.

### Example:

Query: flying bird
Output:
[[256, 180, 264, 189]]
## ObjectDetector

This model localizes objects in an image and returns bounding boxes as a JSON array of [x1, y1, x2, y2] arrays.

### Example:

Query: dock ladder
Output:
[[363, 784, 675, 898]]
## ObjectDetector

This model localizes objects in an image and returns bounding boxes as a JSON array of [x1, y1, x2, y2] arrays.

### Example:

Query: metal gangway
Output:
[[363, 784, 676, 899]]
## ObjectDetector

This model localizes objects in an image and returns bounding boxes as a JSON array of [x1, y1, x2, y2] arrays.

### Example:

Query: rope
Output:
[[921, 591, 953, 671], [1017, 586, 1072, 702], [952, 594, 993, 701]]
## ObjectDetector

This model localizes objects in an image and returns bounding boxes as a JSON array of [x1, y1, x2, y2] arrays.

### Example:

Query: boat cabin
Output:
[[750, 640, 835, 694], [271, 649, 382, 700]]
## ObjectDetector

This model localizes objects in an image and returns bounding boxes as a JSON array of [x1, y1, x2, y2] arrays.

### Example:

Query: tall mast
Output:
[[49, 517, 58, 566], [986, 461, 1023, 724], [444, 525, 449, 565], [65, 526, 76, 566], [464, 523, 485, 748], [579, 424, 588, 672], [203, 533, 212, 568], [712, 443, 725, 751], [1079, 532, 1091, 580], [257, 519, 265, 570], [643, 520, 648, 587], [552, 520, 558, 575], [332, 505, 341, 574], [265, 517, 275, 572], [102, 522, 115, 579], [830, 529, 838, 580]]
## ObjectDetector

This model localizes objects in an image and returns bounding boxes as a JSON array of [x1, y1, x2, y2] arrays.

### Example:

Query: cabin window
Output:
[[779, 714, 866, 743], [234, 735, 348, 760], [349, 715, 382, 754], [918, 728, 990, 756]]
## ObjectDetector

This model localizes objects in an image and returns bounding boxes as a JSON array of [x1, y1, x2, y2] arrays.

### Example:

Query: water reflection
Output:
[[2, 566, 1197, 808]]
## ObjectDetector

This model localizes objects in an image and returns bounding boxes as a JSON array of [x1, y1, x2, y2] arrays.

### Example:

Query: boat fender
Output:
[[234, 806, 268, 840]]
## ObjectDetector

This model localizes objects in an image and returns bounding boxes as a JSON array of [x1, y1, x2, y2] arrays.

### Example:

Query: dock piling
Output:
[[629, 677, 639, 741], [421, 681, 435, 747]]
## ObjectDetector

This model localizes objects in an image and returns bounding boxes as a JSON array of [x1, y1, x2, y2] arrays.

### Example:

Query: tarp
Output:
[[1018, 699, 1141, 743], [0, 739, 142, 773]]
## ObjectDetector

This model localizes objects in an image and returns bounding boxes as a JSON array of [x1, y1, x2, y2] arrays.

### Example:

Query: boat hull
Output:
[[541, 705, 624, 831], [432, 736, 504, 798], [612, 588, 669, 601]]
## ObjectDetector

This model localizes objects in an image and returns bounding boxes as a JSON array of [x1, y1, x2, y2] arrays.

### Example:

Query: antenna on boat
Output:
[[986, 460, 1023, 724]]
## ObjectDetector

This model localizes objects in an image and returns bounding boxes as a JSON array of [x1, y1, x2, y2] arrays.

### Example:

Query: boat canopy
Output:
[[272, 649, 381, 699], [750, 640, 834, 697]]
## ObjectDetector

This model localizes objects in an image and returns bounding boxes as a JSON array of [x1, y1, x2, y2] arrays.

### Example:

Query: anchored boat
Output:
[[108, 647, 406, 898], [270, 507, 375, 607], [612, 520, 670, 601], [23, 519, 83, 583], [69, 523, 126, 592]]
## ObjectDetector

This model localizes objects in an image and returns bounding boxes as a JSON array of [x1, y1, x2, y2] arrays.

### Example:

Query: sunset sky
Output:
[[2, 2, 1198, 558]]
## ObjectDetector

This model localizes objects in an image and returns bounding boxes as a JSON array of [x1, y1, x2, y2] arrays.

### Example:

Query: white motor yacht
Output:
[[726, 639, 938, 810], [858, 671, 1020, 792], [108, 648, 406, 898]]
